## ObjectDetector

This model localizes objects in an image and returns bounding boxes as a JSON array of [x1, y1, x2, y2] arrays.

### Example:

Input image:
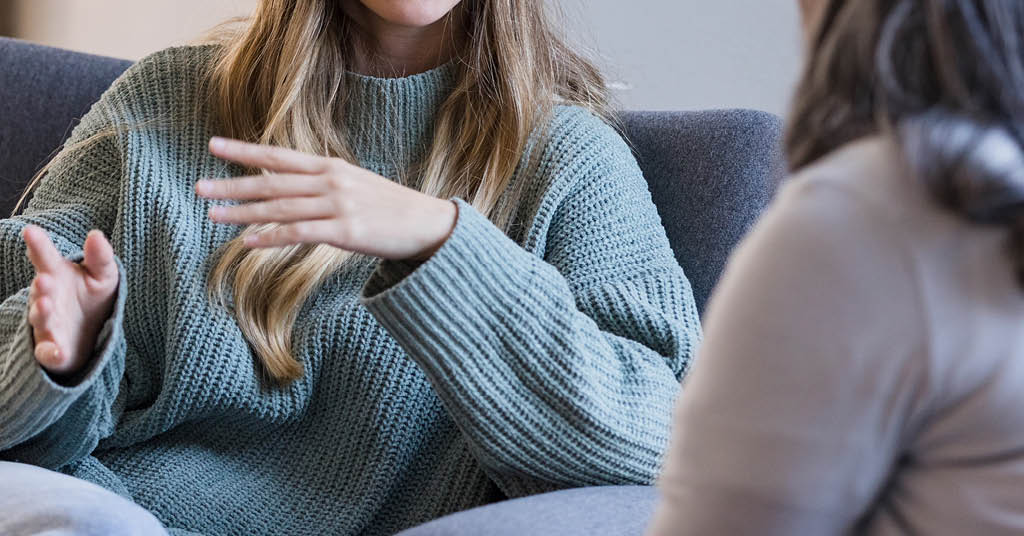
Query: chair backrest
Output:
[[0, 37, 786, 313], [0, 38, 132, 216], [620, 111, 786, 312]]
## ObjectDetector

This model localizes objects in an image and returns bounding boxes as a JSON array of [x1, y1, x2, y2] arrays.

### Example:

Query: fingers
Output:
[[82, 230, 118, 282], [208, 137, 329, 174], [28, 296, 61, 369], [23, 225, 65, 274], [28, 295, 49, 328], [28, 294, 54, 334], [195, 173, 329, 201], [243, 220, 342, 249], [30, 273, 54, 305], [28, 266, 60, 368], [33, 272, 54, 294], [209, 197, 338, 225], [34, 341, 63, 371]]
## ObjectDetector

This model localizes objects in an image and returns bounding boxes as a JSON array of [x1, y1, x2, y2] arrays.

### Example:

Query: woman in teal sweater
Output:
[[0, 1, 700, 535]]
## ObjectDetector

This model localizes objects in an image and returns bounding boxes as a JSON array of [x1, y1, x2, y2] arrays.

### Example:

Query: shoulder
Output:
[[741, 159, 913, 288], [523, 105, 643, 206], [546, 105, 622, 142], [541, 105, 634, 168], [97, 45, 221, 122], [522, 106, 678, 275], [124, 45, 219, 81], [712, 144, 925, 337], [700, 171, 929, 415], [792, 136, 936, 222]]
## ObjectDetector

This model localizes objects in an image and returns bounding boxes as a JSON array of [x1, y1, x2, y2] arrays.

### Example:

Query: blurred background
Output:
[[0, 0, 803, 115]]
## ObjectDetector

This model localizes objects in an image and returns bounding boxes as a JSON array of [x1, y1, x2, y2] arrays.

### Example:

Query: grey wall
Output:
[[566, 1, 804, 116]]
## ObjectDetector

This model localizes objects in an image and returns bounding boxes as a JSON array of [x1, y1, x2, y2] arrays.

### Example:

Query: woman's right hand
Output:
[[22, 225, 119, 378]]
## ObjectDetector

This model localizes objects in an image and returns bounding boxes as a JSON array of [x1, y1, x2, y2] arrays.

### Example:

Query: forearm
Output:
[[364, 201, 698, 495], [0, 83, 128, 467], [0, 259, 128, 469], [0, 288, 73, 450]]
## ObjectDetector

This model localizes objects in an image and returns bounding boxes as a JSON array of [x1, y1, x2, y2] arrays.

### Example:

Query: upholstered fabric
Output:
[[0, 38, 132, 217], [0, 37, 784, 313], [622, 110, 785, 310], [398, 485, 659, 536]]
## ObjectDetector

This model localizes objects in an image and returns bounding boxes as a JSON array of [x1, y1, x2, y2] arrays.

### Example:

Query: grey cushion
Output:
[[397, 485, 658, 536], [0, 38, 132, 218], [0, 37, 785, 313]]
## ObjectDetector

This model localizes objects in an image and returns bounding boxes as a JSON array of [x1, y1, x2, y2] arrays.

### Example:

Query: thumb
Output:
[[82, 230, 117, 282]]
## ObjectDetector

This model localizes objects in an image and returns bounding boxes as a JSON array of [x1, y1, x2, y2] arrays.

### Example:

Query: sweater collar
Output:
[[342, 62, 457, 172]]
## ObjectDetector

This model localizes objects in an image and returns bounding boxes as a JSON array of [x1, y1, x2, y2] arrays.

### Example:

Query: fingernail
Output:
[[210, 137, 226, 151], [195, 180, 211, 195], [209, 206, 221, 220], [243, 235, 259, 247]]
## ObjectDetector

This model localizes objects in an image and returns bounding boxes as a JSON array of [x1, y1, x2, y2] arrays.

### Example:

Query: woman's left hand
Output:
[[196, 137, 457, 261]]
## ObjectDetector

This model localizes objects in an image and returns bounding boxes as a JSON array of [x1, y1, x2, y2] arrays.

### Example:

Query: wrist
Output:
[[412, 199, 458, 261]]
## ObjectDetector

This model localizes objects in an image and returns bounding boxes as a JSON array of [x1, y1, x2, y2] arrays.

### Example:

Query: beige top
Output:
[[649, 137, 1024, 535]]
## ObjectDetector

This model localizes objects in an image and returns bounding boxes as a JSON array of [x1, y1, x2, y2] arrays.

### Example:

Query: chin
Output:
[[358, 0, 463, 28]]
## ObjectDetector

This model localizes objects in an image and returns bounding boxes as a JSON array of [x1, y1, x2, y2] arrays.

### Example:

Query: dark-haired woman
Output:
[[649, 0, 1024, 534]]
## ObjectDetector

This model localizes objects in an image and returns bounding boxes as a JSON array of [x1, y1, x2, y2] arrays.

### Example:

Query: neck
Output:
[[344, 4, 464, 78]]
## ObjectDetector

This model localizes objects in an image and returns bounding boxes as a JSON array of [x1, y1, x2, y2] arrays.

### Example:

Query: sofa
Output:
[[0, 37, 785, 535]]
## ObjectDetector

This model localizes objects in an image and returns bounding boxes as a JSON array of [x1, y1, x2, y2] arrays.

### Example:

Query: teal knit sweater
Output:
[[0, 46, 701, 535]]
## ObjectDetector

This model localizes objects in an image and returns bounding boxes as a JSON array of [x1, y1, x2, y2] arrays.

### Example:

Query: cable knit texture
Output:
[[0, 45, 701, 535]]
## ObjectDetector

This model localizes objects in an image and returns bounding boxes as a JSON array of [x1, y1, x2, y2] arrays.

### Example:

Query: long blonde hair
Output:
[[206, 0, 610, 384]]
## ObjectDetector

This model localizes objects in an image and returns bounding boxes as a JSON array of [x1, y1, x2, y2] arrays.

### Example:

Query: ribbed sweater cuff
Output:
[[0, 255, 127, 445], [362, 198, 543, 362]]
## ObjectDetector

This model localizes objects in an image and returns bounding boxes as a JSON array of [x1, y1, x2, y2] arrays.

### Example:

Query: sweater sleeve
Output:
[[362, 124, 701, 497], [0, 98, 129, 470], [647, 180, 927, 535]]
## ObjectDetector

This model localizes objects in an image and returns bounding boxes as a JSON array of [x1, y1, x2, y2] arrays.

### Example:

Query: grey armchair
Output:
[[0, 37, 785, 535]]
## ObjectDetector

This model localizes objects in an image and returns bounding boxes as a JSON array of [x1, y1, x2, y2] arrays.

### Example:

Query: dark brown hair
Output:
[[787, 0, 1024, 283]]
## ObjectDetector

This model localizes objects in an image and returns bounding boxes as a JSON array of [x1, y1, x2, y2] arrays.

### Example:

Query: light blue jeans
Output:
[[0, 460, 657, 535], [0, 462, 166, 536]]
